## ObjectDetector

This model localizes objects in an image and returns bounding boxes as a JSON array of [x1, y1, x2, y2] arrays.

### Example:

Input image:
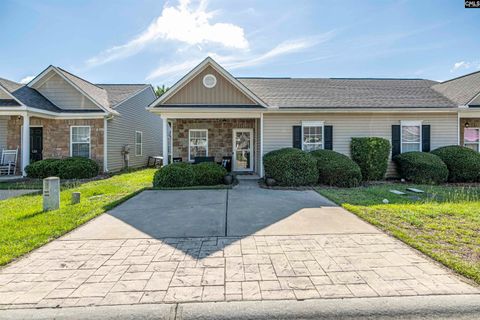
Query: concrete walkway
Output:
[[0, 189, 38, 201], [0, 181, 477, 310]]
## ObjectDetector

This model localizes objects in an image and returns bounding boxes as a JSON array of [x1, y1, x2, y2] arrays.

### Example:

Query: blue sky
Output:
[[1, 0, 479, 86]]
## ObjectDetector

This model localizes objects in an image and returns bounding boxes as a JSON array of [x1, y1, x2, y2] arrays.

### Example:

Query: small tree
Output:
[[154, 85, 169, 97]]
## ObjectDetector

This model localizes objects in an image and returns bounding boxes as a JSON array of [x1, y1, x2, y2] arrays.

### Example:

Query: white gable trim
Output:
[[27, 66, 116, 115], [148, 57, 267, 108], [0, 83, 25, 107]]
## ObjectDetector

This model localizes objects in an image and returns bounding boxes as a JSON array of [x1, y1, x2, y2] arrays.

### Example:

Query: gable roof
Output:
[[150, 57, 267, 108], [0, 70, 151, 114], [432, 70, 480, 106], [0, 78, 61, 112], [238, 78, 457, 109]]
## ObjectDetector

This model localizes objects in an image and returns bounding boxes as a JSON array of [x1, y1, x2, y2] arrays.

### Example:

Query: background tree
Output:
[[155, 85, 169, 97]]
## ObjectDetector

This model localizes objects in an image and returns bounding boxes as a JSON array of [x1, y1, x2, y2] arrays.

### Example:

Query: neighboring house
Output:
[[0, 66, 162, 175], [148, 57, 480, 177]]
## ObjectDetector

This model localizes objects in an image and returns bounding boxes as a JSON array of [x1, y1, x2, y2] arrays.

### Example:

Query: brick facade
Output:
[[171, 119, 256, 164], [7, 116, 104, 171]]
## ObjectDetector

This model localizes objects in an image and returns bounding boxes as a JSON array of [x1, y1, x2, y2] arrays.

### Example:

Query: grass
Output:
[[317, 183, 480, 284], [0, 179, 91, 190], [0, 169, 156, 266]]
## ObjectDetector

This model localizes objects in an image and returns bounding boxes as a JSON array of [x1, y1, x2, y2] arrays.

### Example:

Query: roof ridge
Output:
[[56, 67, 105, 90], [96, 83, 149, 86], [438, 69, 480, 84], [238, 77, 432, 81]]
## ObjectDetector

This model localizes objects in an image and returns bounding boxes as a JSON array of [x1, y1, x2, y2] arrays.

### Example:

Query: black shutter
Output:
[[422, 125, 431, 152], [392, 125, 401, 157], [293, 126, 302, 149], [324, 126, 333, 150]]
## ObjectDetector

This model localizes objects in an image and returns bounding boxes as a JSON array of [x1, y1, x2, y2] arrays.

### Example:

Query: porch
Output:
[[460, 117, 480, 152], [164, 117, 262, 175], [0, 114, 105, 177]]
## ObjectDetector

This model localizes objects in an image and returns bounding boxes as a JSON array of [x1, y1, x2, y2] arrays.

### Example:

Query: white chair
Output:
[[0, 149, 18, 175]]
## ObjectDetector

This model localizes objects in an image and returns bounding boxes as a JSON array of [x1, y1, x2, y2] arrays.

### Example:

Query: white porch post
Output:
[[162, 117, 168, 166], [21, 114, 30, 176], [260, 113, 264, 177]]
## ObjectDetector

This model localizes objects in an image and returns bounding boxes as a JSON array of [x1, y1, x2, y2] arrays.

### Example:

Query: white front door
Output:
[[232, 129, 253, 171]]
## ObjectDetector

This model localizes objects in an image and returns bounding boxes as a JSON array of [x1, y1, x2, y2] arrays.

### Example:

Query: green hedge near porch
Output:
[[153, 162, 227, 188]]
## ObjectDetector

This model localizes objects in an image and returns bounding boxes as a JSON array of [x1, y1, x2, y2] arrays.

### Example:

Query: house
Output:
[[148, 57, 480, 177], [0, 66, 162, 176]]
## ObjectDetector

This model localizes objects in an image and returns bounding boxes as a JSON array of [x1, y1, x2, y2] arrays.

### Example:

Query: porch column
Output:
[[260, 113, 264, 177], [21, 114, 30, 176], [162, 116, 168, 166]]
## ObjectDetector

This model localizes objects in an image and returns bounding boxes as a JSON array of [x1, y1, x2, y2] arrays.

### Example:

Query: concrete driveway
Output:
[[0, 181, 477, 310], [62, 181, 378, 240]]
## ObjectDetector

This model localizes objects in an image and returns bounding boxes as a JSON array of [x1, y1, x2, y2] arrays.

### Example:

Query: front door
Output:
[[30, 127, 43, 162], [232, 129, 253, 171]]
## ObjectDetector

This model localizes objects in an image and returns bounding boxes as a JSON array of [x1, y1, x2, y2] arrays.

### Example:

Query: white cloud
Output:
[[146, 32, 336, 81], [451, 60, 480, 72], [86, 0, 248, 67], [19, 75, 35, 84]]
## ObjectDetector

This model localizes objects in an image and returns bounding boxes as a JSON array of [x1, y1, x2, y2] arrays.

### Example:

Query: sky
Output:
[[1, 0, 479, 87]]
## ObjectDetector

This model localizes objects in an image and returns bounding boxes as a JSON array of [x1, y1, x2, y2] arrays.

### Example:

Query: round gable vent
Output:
[[203, 74, 217, 88]]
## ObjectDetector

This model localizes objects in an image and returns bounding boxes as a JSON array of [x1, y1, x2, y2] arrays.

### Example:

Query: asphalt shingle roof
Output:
[[238, 78, 457, 108], [432, 71, 480, 106], [0, 70, 150, 114]]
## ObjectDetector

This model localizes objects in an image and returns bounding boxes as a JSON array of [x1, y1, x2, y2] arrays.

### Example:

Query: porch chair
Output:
[[0, 148, 19, 176]]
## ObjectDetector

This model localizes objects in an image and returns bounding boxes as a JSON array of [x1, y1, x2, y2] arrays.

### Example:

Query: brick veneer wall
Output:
[[460, 118, 480, 145], [7, 116, 104, 170], [171, 119, 255, 163]]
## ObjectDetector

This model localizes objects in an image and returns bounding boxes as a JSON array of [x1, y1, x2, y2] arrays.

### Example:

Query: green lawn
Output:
[[0, 169, 155, 266], [317, 184, 480, 284]]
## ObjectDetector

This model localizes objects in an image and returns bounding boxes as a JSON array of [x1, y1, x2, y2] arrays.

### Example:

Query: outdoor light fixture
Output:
[[465, 122, 470, 128]]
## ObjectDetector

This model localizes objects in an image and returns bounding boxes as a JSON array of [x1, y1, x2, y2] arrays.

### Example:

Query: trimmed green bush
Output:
[[393, 152, 448, 184], [193, 162, 227, 186], [431, 146, 480, 182], [25, 159, 62, 179], [351, 137, 391, 181], [25, 158, 98, 179], [310, 150, 362, 187], [263, 148, 318, 186], [153, 163, 195, 188], [57, 157, 99, 180]]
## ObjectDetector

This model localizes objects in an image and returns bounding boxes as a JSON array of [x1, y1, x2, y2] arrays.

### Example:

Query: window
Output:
[[464, 128, 480, 152], [70, 126, 91, 158], [189, 129, 208, 161], [302, 121, 324, 151], [401, 121, 421, 153], [135, 131, 143, 156]]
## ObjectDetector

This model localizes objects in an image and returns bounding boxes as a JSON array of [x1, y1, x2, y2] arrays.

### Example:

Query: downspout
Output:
[[260, 113, 264, 177]]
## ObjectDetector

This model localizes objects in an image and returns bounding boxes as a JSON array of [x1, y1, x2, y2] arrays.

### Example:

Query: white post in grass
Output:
[[43, 177, 60, 211], [162, 116, 168, 166]]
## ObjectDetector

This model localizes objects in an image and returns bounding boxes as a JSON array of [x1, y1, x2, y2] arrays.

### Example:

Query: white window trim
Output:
[[301, 121, 324, 151], [400, 120, 422, 153], [464, 127, 480, 152], [135, 131, 143, 156], [188, 129, 208, 162], [70, 125, 91, 158]]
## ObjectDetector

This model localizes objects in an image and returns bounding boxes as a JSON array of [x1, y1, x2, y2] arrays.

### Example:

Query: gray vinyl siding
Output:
[[263, 112, 458, 176], [0, 116, 8, 151], [36, 73, 100, 110], [107, 87, 162, 172]]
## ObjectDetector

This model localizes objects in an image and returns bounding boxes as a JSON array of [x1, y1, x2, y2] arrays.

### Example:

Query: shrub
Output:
[[393, 152, 448, 184], [25, 159, 62, 179], [193, 162, 227, 186], [263, 148, 318, 186], [25, 157, 98, 179], [351, 137, 391, 181], [310, 150, 362, 187], [431, 146, 480, 182], [57, 157, 99, 180], [153, 162, 195, 188]]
